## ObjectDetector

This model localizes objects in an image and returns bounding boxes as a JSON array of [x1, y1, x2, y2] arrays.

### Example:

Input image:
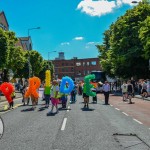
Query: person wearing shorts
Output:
[[47, 80, 59, 114]]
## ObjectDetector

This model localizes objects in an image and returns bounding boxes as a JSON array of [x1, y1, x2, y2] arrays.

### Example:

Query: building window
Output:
[[76, 62, 81, 66], [91, 61, 96, 65], [71, 67, 74, 71], [87, 70, 90, 74], [66, 63, 68, 66], [62, 63, 64, 66], [87, 62, 89, 66], [83, 62, 85, 66]]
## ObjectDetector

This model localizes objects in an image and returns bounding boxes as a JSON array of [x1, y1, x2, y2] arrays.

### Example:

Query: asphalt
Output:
[[0, 95, 149, 150]]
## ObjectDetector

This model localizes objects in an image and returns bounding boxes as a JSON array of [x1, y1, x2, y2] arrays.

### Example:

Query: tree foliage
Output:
[[0, 28, 9, 68], [97, 2, 150, 79]]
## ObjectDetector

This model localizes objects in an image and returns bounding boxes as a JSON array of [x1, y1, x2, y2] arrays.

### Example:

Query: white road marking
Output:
[[122, 112, 129, 116], [115, 108, 120, 111], [61, 118, 67, 131], [133, 119, 143, 124], [110, 104, 113, 106], [67, 106, 70, 112]]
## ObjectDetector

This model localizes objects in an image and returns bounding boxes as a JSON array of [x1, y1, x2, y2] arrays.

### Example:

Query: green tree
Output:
[[38, 60, 54, 82], [139, 16, 150, 59], [29, 50, 44, 76], [0, 29, 9, 69], [97, 1, 150, 79]]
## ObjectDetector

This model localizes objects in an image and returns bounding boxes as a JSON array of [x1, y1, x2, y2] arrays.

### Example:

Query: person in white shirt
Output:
[[121, 81, 127, 101], [102, 81, 110, 105], [47, 80, 60, 114]]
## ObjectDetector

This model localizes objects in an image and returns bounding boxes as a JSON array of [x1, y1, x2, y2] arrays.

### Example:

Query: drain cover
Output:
[[113, 133, 150, 150]]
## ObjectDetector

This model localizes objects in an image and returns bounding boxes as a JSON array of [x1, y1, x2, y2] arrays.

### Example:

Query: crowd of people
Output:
[[4, 77, 149, 112]]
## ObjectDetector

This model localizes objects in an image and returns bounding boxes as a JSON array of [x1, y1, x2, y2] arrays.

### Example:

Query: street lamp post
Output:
[[28, 27, 40, 78]]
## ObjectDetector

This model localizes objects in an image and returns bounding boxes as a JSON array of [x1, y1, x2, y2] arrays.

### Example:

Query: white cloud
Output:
[[73, 36, 84, 40], [61, 42, 70, 46], [77, 0, 116, 17], [77, 0, 142, 17], [87, 42, 95, 45]]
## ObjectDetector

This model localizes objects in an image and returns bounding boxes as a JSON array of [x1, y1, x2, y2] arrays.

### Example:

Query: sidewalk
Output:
[[0, 91, 22, 103], [97, 93, 150, 127], [112, 92, 150, 101]]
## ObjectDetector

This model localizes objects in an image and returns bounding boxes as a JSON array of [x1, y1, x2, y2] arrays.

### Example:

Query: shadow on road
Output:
[[81, 108, 95, 111], [38, 106, 48, 111], [21, 107, 35, 112]]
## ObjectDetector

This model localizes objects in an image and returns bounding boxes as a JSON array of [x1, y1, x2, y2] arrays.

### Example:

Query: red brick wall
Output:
[[52, 58, 102, 79]]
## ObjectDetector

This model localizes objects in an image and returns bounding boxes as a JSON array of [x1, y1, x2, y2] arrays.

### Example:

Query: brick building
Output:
[[52, 52, 102, 81], [0, 11, 9, 30]]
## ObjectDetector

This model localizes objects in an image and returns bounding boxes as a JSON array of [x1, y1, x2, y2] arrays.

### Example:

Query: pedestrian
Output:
[[83, 83, 89, 108], [44, 85, 51, 108], [102, 81, 110, 105], [70, 82, 77, 103], [78, 81, 83, 95], [9, 91, 16, 109], [121, 81, 127, 101], [47, 80, 60, 114], [127, 80, 134, 104], [147, 79, 150, 96], [141, 79, 148, 98]]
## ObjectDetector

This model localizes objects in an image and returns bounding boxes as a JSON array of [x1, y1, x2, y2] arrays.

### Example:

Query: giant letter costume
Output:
[[25, 77, 41, 98], [60, 76, 74, 94], [84, 74, 96, 97], [0, 82, 14, 103], [44, 70, 51, 95]]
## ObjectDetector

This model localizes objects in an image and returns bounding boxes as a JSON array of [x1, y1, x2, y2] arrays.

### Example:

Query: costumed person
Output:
[[47, 80, 60, 114], [0, 82, 15, 109], [61, 82, 68, 108], [83, 74, 96, 108], [102, 81, 110, 105], [10, 90, 16, 109], [24, 77, 41, 110], [44, 70, 51, 108], [59, 76, 74, 108]]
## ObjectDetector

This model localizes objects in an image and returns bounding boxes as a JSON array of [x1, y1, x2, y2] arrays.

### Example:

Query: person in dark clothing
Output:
[[102, 81, 110, 105], [71, 82, 77, 102], [127, 80, 134, 104]]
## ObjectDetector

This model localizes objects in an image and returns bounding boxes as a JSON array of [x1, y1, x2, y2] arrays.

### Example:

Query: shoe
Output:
[[84, 105, 86, 108]]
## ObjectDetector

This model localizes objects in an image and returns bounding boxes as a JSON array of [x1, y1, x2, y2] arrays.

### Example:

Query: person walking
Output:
[[127, 80, 134, 104], [70, 82, 77, 103], [47, 80, 60, 114], [102, 81, 110, 105], [121, 81, 127, 101]]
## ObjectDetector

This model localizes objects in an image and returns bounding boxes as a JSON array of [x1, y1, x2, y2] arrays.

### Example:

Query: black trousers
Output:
[[104, 92, 109, 104]]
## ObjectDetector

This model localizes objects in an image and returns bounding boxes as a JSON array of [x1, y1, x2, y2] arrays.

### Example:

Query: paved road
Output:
[[0, 95, 150, 150]]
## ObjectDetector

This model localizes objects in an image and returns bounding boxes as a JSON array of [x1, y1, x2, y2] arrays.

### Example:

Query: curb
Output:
[[0, 96, 22, 103]]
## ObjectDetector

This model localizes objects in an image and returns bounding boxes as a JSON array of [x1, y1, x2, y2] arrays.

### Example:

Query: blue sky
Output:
[[0, 0, 140, 60]]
